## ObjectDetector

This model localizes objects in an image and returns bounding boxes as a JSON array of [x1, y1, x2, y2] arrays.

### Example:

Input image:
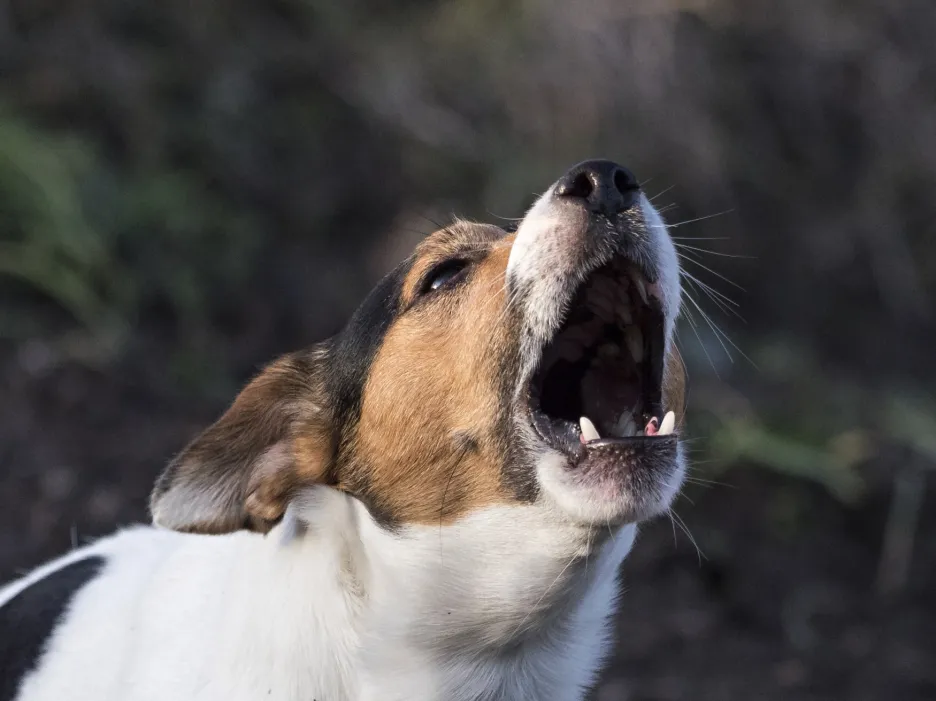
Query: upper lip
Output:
[[525, 257, 675, 462]]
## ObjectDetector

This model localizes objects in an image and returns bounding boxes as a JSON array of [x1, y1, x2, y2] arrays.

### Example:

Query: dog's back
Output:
[[1, 521, 362, 701], [1, 549, 104, 701], [1, 529, 176, 700]]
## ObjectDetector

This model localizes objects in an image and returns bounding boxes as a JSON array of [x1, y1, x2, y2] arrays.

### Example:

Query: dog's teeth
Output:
[[579, 416, 601, 442], [626, 326, 643, 363], [658, 411, 676, 436], [635, 278, 648, 304], [617, 304, 632, 326], [594, 300, 614, 321]]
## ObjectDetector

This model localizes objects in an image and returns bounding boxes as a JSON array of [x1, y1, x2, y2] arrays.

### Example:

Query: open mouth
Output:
[[527, 259, 676, 461]]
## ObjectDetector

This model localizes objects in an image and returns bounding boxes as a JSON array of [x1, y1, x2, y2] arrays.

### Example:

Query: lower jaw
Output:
[[539, 442, 683, 526]]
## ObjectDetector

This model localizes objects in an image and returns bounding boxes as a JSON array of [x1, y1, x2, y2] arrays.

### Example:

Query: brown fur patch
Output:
[[345, 226, 519, 524]]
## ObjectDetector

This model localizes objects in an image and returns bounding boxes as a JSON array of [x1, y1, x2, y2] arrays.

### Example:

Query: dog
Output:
[[0, 159, 686, 701]]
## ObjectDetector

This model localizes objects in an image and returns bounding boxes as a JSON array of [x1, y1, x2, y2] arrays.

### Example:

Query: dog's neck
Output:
[[235, 487, 635, 701]]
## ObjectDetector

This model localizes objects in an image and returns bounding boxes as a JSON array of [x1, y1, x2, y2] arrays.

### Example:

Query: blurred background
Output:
[[1, 1, 934, 699]]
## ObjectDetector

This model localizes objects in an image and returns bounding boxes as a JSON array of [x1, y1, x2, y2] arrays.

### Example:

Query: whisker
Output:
[[679, 269, 740, 309], [682, 290, 736, 363], [680, 304, 720, 377], [677, 490, 697, 506], [668, 512, 679, 548], [438, 441, 475, 564], [679, 255, 746, 292], [665, 209, 735, 229], [400, 227, 432, 238], [416, 213, 447, 230], [486, 211, 524, 223], [680, 271, 735, 317], [685, 291, 758, 369], [680, 271, 744, 322], [671, 236, 731, 241], [649, 184, 676, 201], [671, 509, 706, 564], [684, 475, 735, 489], [674, 243, 755, 260], [681, 477, 716, 489]]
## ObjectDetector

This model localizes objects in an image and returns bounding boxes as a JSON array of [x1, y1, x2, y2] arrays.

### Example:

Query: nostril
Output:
[[552, 160, 639, 215], [557, 172, 594, 200], [613, 167, 639, 195]]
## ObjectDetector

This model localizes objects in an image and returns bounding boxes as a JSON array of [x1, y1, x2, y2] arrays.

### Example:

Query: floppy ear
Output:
[[150, 348, 334, 535]]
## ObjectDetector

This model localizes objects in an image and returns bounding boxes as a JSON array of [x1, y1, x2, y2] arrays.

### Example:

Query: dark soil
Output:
[[1, 345, 933, 701]]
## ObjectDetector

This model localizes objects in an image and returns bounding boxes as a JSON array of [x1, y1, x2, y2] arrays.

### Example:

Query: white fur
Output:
[[2, 490, 636, 701]]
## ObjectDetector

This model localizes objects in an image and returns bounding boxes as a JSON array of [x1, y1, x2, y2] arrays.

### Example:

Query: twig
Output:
[[875, 462, 925, 597]]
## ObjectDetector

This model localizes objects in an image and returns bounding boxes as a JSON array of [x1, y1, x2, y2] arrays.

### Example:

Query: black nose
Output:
[[553, 159, 640, 216]]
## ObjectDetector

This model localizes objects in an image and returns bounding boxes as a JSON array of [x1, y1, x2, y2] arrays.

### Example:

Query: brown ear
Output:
[[150, 349, 334, 534]]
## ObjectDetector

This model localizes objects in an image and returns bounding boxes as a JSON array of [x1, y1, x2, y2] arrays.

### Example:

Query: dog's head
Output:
[[151, 159, 685, 542]]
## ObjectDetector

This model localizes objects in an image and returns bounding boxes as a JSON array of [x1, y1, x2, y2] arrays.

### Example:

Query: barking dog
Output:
[[0, 160, 686, 701]]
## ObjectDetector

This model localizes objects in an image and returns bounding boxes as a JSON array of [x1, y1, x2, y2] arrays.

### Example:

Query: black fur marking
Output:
[[483, 299, 539, 504], [326, 257, 413, 526], [0, 556, 105, 701], [327, 257, 412, 436]]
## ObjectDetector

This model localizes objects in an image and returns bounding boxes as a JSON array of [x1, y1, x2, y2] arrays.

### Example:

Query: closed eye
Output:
[[418, 259, 470, 296]]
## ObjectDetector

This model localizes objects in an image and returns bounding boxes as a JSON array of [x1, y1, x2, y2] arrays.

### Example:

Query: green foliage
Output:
[[0, 113, 128, 334], [0, 110, 261, 354], [708, 417, 869, 503]]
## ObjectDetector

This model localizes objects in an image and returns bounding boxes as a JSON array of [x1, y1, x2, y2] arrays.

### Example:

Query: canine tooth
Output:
[[658, 411, 676, 436], [632, 275, 648, 304], [626, 326, 643, 363], [579, 416, 600, 442]]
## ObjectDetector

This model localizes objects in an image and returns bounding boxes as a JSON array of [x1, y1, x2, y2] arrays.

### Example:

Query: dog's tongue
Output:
[[644, 417, 659, 436]]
